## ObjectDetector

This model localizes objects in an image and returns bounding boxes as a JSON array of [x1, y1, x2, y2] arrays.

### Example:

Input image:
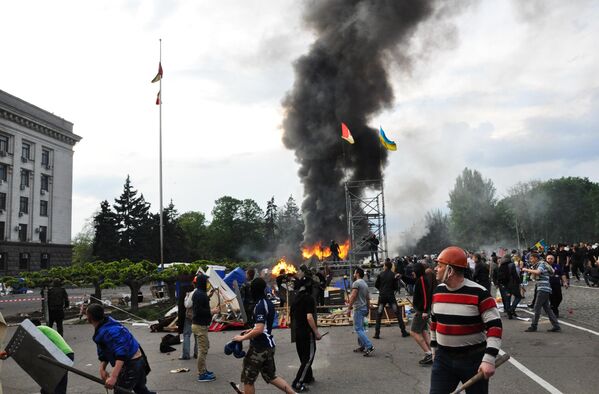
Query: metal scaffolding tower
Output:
[[345, 179, 388, 271]]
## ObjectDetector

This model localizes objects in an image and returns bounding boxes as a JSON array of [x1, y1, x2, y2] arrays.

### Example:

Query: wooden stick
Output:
[[37, 354, 135, 394], [450, 353, 510, 394]]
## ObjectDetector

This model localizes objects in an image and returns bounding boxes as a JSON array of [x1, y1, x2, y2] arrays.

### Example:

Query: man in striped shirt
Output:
[[430, 246, 502, 394]]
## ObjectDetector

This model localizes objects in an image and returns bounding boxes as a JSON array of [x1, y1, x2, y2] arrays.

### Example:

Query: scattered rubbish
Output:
[[170, 368, 189, 373]]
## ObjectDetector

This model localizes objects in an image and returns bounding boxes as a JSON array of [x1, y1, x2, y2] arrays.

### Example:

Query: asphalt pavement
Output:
[[1, 281, 598, 393]]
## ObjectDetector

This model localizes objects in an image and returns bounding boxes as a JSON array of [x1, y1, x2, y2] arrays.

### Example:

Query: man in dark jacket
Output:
[[290, 276, 323, 392], [86, 303, 155, 393], [47, 279, 69, 336], [373, 260, 409, 339], [410, 262, 435, 365], [192, 273, 219, 382], [472, 253, 491, 292], [497, 255, 522, 319], [240, 268, 256, 325]]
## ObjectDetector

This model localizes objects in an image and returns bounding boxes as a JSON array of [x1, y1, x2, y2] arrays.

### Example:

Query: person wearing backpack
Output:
[[522, 253, 560, 332]]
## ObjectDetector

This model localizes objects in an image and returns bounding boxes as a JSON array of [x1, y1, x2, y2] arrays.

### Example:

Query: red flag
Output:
[[341, 122, 354, 144], [151, 62, 163, 83], [155, 91, 161, 105]]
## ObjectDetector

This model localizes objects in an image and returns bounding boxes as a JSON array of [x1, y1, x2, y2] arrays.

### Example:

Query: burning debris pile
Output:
[[282, 0, 440, 245], [301, 240, 350, 261]]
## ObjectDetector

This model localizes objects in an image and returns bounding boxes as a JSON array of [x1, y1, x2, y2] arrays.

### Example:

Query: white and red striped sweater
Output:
[[430, 278, 502, 364]]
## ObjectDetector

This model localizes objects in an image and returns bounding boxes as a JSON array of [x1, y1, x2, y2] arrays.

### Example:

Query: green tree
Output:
[[448, 168, 501, 249], [413, 210, 453, 255], [113, 176, 151, 260], [238, 199, 266, 259], [264, 196, 278, 250], [278, 195, 304, 247], [208, 196, 243, 260], [104, 259, 157, 312], [92, 200, 121, 261], [178, 211, 208, 260], [73, 216, 95, 264]]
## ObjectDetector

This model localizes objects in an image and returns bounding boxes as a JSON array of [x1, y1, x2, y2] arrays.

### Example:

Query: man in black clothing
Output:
[[290, 276, 323, 392], [571, 243, 587, 281], [367, 234, 380, 265], [241, 268, 256, 325], [47, 279, 69, 336], [472, 253, 491, 292], [410, 262, 434, 365], [373, 260, 409, 339], [330, 240, 341, 262], [276, 270, 288, 308]]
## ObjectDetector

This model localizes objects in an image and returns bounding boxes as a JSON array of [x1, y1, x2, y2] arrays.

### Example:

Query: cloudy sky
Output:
[[1, 0, 598, 252]]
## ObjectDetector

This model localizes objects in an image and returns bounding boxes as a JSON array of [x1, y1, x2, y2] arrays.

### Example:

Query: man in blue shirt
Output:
[[523, 253, 561, 332], [233, 278, 295, 394], [86, 304, 155, 393]]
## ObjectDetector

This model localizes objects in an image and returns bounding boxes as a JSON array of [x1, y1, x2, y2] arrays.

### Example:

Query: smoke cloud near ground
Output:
[[282, 0, 447, 244]]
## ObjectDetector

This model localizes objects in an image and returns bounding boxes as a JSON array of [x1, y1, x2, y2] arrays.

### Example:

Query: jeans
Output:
[[353, 306, 372, 349], [181, 318, 198, 359], [499, 287, 521, 315], [375, 295, 407, 335], [531, 291, 559, 329], [430, 347, 488, 394]]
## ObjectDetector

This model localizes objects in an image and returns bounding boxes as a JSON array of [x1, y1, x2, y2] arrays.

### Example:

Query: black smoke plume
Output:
[[282, 0, 438, 244]]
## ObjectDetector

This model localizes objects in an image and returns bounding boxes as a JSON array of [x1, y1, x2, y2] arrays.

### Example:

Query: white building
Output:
[[0, 90, 81, 274]]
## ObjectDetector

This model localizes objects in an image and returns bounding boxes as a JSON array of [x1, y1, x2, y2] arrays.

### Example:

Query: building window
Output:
[[22, 142, 31, 160], [21, 169, 30, 187], [40, 200, 48, 216], [19, 252, 29, 270], [0, 193, 5, 210], [0, 164, 6, 182], [41, 149, 50, 166], [0, 252, 5, 271], [0, 221, 4, 241], [18, 224, 27, 242], [41, 174, 49, 191], [0, 135, 8, 153], [39, 225, 47, 243], [20, 197, 28, 214], [41, 253, 50, 269]]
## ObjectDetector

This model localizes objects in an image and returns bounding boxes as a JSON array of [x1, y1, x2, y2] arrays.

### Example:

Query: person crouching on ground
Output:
[[232, 278, 295, 394], [192, 273, 220, 382], [86, 303, 155, 394]]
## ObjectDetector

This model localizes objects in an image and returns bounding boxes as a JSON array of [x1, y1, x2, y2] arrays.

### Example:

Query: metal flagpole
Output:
[[158, 38, 164, 269]]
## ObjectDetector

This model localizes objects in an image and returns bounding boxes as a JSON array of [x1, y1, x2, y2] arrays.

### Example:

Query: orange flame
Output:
[[301, 240, 350, 260], [271, 257, 298, 277]]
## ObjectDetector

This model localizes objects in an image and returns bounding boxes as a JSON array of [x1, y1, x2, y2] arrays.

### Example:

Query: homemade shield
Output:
[[5, 319, 74, 392]]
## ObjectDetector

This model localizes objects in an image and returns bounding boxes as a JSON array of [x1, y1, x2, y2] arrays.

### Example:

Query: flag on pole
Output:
[[341, 122, 354, 144], [155, 90, 161, 105], [378, 126, 397, 151], [151, 62, 163, 83], [534, 239, 548, 251]]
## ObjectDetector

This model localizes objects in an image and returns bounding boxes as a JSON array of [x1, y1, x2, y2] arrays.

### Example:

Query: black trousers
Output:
[[116, 357, 154, 394], [550, 285, 562, 317], [375, 295, 406, 335], [48, 309, 65, 336], [293, 337, 316, 387]]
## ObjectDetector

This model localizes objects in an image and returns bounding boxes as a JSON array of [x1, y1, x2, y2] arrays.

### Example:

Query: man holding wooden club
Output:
[[429, 246, 503, 394]]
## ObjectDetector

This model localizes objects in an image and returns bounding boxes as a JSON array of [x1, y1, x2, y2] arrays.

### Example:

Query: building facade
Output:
[[0, 90, 81, 274]]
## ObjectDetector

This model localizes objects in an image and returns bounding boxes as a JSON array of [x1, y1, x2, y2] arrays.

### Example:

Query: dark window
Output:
[[41, 253, 50, 269], [0, 193, 5, 210], [18, 224, 27, 242], [20, 197, 28, 214], [40, 200, 48, 216], [41, 149, 50, 166], [0, 135, 8, 153], [39, 225, 47, 243], [19, 252, 29, 270], [0, 221, 4, 241], [22, 142, 31, 160], [41, 174, 49, 191], [21, 170, 30, 187], [0, 164, 6, 182], [0, 252, 6, 271]]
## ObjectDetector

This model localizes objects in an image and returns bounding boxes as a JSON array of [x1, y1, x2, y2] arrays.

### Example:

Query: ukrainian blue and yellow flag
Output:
[[379, 127, 397, 151], [534, 239, 548, 251]]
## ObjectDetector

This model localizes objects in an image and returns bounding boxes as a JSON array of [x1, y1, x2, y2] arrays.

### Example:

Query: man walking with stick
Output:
[[430, 246, 503, 394]]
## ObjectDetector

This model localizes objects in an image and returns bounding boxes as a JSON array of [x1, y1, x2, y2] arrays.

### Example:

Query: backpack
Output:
[[497, 263, 511, 285], [184, 290, 195, 320]]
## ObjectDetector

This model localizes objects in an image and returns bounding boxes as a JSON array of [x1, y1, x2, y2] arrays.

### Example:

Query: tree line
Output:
[[75, 176, 305, 264], [407, 168, 599, 255]]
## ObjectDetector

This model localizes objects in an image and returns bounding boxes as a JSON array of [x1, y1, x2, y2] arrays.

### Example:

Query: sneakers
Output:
[[292, 383, 310, 392], [353, 346, 365, 353], [198, 371, 216, 382], [363, 346, 375, 357], [524, 326, 537, 332], [178, 356, 190, 360], [547, 327, 561, 332], [419, 353, 433, 365]]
